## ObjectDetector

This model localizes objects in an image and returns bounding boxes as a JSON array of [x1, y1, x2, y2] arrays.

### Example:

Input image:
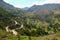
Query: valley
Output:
[[0, 0, 60, 40]]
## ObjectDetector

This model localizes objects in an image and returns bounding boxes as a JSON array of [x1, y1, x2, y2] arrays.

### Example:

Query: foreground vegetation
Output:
[[0, 6, 60, 40]]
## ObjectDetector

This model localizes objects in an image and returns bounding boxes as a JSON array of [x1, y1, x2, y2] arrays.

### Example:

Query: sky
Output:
[[4, 0, 60, 8]]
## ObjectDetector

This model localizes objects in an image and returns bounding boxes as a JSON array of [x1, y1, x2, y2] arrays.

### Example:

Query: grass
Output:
[[0, 28, 60, 40]]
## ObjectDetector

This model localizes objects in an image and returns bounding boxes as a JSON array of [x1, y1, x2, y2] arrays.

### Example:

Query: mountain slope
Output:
[[0, 0, 14, 11], [0, 0, 24, 14], [28, 4, 60, 16]]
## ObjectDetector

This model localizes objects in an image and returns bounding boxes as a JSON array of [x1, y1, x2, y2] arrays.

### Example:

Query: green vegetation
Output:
[[0, 7, 60, 40], [0, 2, 60, 40]]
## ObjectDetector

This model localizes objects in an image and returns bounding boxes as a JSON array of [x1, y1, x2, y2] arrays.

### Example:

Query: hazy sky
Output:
[[4, 0, 60, 8]]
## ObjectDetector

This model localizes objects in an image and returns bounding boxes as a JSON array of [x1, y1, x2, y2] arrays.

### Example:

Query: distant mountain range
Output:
[[22, 7, 29, 10], [0, 0, 60, 16], [28, 4, 60, 11], [27, 4, 60, 16]]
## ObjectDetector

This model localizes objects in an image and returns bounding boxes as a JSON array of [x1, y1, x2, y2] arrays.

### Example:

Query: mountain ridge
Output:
[[0, 0, 60, 16], [26, 4, 60, 16]]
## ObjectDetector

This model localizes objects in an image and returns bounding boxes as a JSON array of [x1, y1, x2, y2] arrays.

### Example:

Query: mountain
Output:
[[0, 0, 14, 11], [28, 4, 60, 11], [1, 0, 60, 40], [1, 0, 60, 16], [1, 0, 60, 18], [0, 0, 24, 14], [22, 7, 29, 10], [28, 4, 60, 16]]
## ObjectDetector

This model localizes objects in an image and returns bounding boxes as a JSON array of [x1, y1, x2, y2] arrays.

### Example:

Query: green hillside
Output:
[[0, 0, 60, 40]]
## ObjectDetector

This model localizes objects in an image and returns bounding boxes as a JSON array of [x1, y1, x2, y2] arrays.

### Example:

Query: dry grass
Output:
[[34, 32, 60, 40]]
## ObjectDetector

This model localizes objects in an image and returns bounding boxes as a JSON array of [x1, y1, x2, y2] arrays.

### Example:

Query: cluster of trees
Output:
[[0, 8, 60, 40]]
